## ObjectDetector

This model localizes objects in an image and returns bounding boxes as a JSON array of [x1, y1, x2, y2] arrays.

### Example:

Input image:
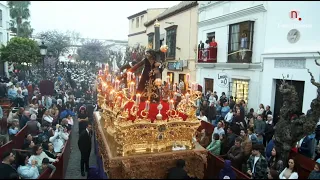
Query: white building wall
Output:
[[259, 1, 320, 114], [0, 2, 11, 77]]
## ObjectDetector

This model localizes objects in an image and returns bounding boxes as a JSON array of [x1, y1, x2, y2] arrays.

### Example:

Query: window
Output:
[[140, 15, 144, 26], [0, 10, 2, 27], [131, 19, 135, 28], [136, 17, 139, 28], [147, 33, 154, 49], [207, 32, 215, 42], [228, 21, 254, 63], [165, 25, 177, 59], [230, 79, 249, 104]]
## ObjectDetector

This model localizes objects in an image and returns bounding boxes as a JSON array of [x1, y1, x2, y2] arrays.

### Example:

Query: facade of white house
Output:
[[197, 1, 266, 110], [0, 2, 11, 77], [260, 1, 320, 116], [197, 1, 320, 116]]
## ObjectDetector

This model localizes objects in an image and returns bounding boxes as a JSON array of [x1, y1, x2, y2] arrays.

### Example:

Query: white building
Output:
[[197, 1, 320, 117], [0, 2, 11, 77]]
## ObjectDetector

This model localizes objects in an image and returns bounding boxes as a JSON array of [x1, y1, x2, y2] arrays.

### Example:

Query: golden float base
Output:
[[94, 112, 208, 179]]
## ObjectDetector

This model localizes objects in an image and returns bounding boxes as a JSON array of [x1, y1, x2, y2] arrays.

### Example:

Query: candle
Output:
[[117, 96, 122, 105], [127, 72, 132, 82], [145, 100, 150, 111], [107, 74, 112, 82], [115, 80, 120, 91], [102, 84, 107, 92], [194, 83, 198, 91], [173, 84, 177, 92], [136, 94, 141, 105], [132, 73, 135, 80], [169, 100, 174, 110], [109, 90, 114, 100], [168, 82, 171, 89], [129, 82, 135, 93], [186, 73, 190, 84], [174, 92, 177, 100], [98, 70, 102, 76], [185, 93, 190, 103], [166, 76, 170, 83]]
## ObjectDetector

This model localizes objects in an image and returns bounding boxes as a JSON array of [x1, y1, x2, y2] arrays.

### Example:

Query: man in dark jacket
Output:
[[19, 111, 30, 129], [78, 123, 92, 177], [167, 159, 190, 179], [227, 137, 244, 170], [298, 135, 313, 158]]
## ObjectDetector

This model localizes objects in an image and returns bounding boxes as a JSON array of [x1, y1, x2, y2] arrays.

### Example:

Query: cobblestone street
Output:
[[65, 118, 97, 179]]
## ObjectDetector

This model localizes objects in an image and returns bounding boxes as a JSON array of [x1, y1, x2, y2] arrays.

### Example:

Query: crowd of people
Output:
[[196, 90, 320, 179], [0, 62, 98, 179]]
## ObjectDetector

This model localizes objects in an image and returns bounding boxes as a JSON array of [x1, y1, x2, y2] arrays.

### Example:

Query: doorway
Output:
[[179, 74, 185, 83], [167, 72, 174, 84], [204, 78, 214, 93], [273, 79, 305, 124]]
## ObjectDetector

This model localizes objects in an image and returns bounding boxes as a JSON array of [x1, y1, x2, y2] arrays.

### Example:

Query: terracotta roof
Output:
[[144, 1, 198, 27]]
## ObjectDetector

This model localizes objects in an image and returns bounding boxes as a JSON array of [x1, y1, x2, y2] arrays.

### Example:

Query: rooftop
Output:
[[127, 8, 168, 20], [144, 1, 198, 27]]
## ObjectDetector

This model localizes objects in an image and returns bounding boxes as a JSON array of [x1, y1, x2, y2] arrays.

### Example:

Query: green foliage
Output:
[[0, 37, 41, 64], [77, 39, 108, 66], [7, 1, 33, 38], [38, 30, 71, 59], [122, 45, 146, 74]]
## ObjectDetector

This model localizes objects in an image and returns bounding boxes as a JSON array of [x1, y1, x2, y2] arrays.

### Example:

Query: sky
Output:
[[29, 1, 181, 41]]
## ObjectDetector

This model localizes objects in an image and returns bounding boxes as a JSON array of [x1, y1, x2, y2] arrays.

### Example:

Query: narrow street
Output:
[[65, 118, 97, 179]]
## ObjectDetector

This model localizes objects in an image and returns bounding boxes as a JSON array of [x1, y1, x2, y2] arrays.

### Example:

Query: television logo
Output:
[[290, 10, 302, 21]]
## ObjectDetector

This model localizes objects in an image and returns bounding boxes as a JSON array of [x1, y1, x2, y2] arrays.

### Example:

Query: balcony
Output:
[[197, 47, 217, 63]]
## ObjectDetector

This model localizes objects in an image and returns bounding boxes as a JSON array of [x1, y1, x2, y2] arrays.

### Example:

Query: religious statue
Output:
[[119, 49, 163, 102]]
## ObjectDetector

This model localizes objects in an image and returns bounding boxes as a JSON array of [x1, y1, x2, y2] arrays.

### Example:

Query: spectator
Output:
[[248, 127, 258, 145], [227, 137, 244, 170], [17, 153, 39, 179], [0, 134, 7, 146], [206, 133, 221, 156], [20, 111, 31, 129], [279, 158, 298, 179], [228, 96, 235, 110], [268, 148, 284, 174], [8, 85, 17, 102], [213, 122, 225, 139], [265, 115, 275, 145], [29, 145, 58, 169], [43, 142, 61, 159], [298, 134, 313, 158], [0, 151, 18, 179], [42, 110, 54, 127], [224, 109, 233, 124], [308, 158, 320, 179], [167, 159, 190, 179], [197, 110, 208, 122], [197, 129, 211, 148], [49, 124, 69, 153], [29, 104, 39, 115], [246, 144, 268, 179], [16, 89, 25, 107], [22, 140, 35, 151], [254, 115, 265, 145], [240, 129, 252, 161], [0, 106, 3, 119], [8, 119, 20, 140], [266, 137, 275, 160], [225, 127, 236, 152], [37, 125, 51, 143], [26, 114, 41, 137], [219, 160, 236, 179], [23, 134, 33, 149], [39, 158, 56, 178], [78, 106, 89, 135]]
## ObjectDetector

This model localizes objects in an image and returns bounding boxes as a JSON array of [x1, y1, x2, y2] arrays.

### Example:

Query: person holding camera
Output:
[[49, 124, 69, 153]]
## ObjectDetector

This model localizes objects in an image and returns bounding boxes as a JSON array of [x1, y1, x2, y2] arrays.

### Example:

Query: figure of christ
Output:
[[119, 49, 162, 101]]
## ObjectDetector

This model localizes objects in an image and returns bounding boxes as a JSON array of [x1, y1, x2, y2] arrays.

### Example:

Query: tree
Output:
[[119, 45, 146, 74], [77, 39, 109, 66], [274, 58, 320, 164], [66, 30, 81, 56], [7, 1, 33, 38], [0, 37, 41, 65], [38, 30, 71, 60]]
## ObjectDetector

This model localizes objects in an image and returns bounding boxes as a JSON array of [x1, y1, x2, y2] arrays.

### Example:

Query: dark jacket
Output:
[[167, 167, 189, 179], [219, 160, 236, 179], [19, 115, 29, 129], [246, 155, 268, 179], [308, 170, 320, 179], [299, 136, 313, 158], [78, 129, 92, 153], [26, 120, 39, 136], [227, 145, 244, 170], [264, 122, 274, 141], [226, 133, 236, 151]]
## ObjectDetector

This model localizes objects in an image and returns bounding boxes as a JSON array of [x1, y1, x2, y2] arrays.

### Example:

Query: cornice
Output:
[[198, 4, 267, 28]]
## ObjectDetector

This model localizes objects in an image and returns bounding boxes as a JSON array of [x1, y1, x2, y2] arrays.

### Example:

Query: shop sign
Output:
[[217, 72, 229, 88]]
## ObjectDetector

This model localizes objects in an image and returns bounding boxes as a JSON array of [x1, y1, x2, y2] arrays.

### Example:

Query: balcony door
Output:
[[204, 78, 214, 93]]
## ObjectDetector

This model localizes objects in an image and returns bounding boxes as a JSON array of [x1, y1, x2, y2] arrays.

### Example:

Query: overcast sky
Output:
[[28, 1, 181, 41]]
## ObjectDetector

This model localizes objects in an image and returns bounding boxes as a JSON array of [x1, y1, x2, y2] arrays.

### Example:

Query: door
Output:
[[274, 79, 305, 124], [167, 72, 174, 84], [204, 78, 214, 93]]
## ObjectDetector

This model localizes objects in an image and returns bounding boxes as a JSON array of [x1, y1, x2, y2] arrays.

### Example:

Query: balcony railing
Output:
[[197, 47, 217, 63]]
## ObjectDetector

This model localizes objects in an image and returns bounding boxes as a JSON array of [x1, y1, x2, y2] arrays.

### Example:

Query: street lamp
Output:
[[39, 41, 47, 78]]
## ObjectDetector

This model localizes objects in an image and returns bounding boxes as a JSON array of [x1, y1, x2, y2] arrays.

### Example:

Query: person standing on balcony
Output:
[[198, 40, 204, 50], [209, 37, 218, 48], [240, 32, 248, 60]]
